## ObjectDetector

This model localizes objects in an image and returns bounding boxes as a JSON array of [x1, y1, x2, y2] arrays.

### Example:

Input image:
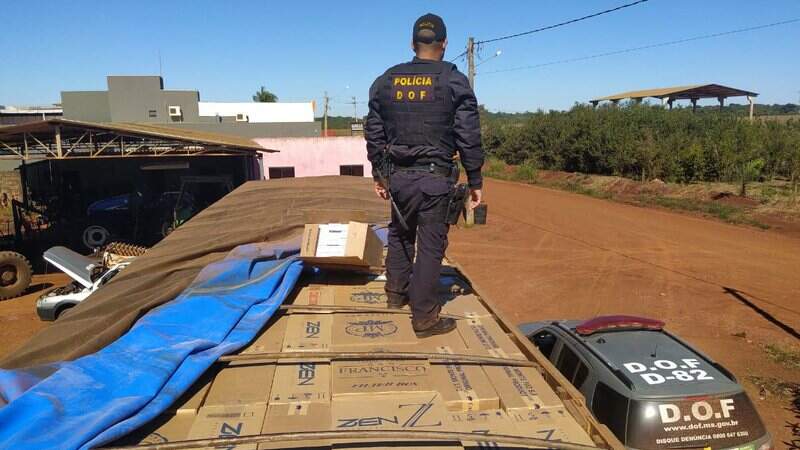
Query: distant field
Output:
[[758, 114, 800, 122]]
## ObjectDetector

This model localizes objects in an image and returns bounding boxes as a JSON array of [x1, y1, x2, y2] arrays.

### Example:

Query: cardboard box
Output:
[[300, 222, 383, 268], [282, 314, 333, 352], [188, 403, 267, 450], [292, 285, 335, 308], [444, 408, 520, 449], [457, 317, 525, 359], [483, 366, 563, 414], [332, 313, 417, 350], [430, 364, 499, 412], [333, 285, 388, 308], [259, 403, 332, 449], [112, 413, 196, 445], [445, 408, 517, 434], [241, 317, 288, 355], [204, 363, 276, 406], [331, 393, 446, 431], [331, 360, 433, 399], [167, 368, 215, 414], [440, 294, 492, 319], [270, 362, 331, 405], [508, 407, 595, 446]]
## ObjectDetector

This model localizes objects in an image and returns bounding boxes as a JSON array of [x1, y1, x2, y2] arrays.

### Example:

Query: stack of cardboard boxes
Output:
[[115, 280, 594, 449], [113, 224, 595, 449]]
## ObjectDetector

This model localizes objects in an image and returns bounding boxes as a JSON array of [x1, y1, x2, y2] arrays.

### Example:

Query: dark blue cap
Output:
[[413, 13, 446, 44]]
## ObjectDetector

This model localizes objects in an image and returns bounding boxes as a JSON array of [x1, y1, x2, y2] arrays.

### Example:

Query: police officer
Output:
[[366, 13, 484, 337]]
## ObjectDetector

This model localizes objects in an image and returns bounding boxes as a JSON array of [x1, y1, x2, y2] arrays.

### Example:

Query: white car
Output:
[[36, 246, 130, 321]]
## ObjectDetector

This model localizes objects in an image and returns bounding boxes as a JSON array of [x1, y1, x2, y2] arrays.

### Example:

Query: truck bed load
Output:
[[109, 262, 623, 450], [0, 178, 622, 449]]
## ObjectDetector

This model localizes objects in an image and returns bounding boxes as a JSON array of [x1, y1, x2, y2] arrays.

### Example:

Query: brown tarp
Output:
[[0, 176, 388, 369]]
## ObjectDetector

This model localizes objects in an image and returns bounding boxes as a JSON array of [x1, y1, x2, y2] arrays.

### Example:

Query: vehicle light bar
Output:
[[576, 315, 664, 336]]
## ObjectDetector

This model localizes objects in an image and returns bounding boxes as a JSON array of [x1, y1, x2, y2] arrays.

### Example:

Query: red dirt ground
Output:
[[449, 178, 800, 448], [0, 274, 69, 360]]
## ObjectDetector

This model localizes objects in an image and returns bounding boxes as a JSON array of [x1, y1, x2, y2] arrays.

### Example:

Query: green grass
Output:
[[764, 344, 800, 369], [482, 157, 538, 183], [636, 195, 770, 229], [746, 376, 798, 400], [539, 179, 612, 200], [482, 157, 509, 180], [514, 161, 538, 183]]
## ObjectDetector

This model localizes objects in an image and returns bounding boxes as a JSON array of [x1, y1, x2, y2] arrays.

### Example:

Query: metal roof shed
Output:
[[0, 118, 276, 160], [590, 84, 759, 119]]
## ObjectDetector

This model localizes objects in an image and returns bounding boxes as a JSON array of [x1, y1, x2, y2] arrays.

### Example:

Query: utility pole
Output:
[[351, 96, 358, 121], [323, 91, 329, 137], [465, 36, 476, 226], [466, 37, 475, 89]]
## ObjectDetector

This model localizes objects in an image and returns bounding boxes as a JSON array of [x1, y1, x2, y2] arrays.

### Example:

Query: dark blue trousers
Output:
[[385, 171, 451, 328]]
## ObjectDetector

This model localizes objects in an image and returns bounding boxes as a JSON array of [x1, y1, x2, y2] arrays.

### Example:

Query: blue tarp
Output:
[[0, 241, 304, 450]]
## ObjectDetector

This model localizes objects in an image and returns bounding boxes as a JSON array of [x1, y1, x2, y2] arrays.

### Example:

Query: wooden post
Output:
[[467, 37, 475, 89], [691, 98, 698, 113], [747, 96, 754, 122], [718, 96, 725, 111], [465, 188, 474, 226], [465, 37, 477, 227], [54, 126, 62, 158], [323, 92, 329, 137]]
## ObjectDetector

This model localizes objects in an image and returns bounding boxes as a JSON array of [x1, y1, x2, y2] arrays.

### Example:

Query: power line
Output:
[[450, 0, 650, 63], [476, 0, 650, 45], [479, 18, 800, 76], [449, 48, 467, 63]]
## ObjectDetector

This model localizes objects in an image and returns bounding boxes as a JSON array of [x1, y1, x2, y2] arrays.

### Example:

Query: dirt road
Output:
[[449, 178, 800, 448]]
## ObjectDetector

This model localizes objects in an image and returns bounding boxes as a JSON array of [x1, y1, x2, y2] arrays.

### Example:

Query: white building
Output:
[[198, 102, 314, 123]]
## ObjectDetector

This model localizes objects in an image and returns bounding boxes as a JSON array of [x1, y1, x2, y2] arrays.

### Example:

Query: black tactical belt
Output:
[[393, 163, 453, 178]]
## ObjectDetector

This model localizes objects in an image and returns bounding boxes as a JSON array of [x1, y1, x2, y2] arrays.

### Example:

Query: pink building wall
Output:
[[255, 136, 372, 179]]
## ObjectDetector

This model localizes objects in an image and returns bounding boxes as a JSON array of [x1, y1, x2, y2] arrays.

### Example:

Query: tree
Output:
[[252, 86, 278, 102]]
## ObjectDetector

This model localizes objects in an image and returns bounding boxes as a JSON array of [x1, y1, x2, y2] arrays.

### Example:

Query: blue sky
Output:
[[1, 1, 798, 115]]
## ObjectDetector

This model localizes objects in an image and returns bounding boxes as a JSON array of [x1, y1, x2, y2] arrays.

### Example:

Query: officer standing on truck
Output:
[[366, 13, 484, 337]]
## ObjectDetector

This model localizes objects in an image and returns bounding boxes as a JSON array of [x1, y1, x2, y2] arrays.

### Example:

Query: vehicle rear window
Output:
[[625, 392, 767, 449]]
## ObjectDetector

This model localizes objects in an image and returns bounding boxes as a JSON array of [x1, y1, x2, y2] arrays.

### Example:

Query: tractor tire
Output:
[[0, 251, 33, 300]]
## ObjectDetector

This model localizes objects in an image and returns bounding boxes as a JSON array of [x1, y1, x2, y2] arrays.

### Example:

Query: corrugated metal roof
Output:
[[591, 84, 758, 102], [0, 118, 276, 153]]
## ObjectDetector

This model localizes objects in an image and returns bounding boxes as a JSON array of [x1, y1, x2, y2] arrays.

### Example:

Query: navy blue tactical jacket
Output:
[[366, 57, 485, 189]]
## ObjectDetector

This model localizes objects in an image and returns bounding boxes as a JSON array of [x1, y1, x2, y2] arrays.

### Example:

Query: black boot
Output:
[[386, 292, 409, 309], [414, 317, 457, 338]]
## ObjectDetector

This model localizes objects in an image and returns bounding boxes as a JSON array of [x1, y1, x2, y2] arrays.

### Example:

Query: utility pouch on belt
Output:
[[445, 184, 468, 225]]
